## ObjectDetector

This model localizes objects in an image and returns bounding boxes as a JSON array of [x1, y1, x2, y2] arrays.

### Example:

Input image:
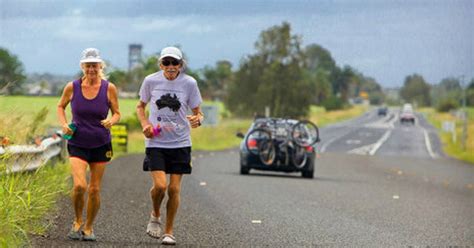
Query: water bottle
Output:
[[63, 123, 77, 140]]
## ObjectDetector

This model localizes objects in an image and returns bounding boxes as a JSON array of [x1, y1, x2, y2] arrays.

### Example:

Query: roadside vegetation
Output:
[[420, 107, 474, 164], [0, 109, 70, 247]]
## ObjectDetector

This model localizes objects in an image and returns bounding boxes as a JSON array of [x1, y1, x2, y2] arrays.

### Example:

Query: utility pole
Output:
[[461, 75, 467, 151]]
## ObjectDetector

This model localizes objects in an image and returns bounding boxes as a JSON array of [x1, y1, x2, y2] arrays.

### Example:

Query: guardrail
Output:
[[0, 135, 66, 173]]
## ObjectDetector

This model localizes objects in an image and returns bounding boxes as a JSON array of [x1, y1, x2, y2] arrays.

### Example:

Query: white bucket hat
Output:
[[159, 46, 183, 61], [80, 48, 103, 63]]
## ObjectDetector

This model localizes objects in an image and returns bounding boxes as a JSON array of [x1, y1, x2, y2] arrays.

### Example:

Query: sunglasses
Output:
[[161, 59, 181, 66]]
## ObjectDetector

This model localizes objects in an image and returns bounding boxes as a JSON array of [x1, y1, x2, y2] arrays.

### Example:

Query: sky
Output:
[[0, 0, 472, 87]]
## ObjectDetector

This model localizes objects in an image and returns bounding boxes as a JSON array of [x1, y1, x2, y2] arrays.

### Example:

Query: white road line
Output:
[[423, 129, 438, 159], [321, 110, 381, 153], [369, 130, 392, 156], [388, 112, 399, 128], [348, 143, 375, 155], [320, 135, 339, 153]]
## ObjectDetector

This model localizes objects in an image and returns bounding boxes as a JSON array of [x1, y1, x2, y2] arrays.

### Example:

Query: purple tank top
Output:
[[68, 78, 111, 148]]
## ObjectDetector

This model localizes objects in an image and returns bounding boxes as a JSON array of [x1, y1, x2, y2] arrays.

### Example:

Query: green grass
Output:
[[0, 96, 60, 127], [309, 105, 367, 127], [0, 96, 139, 127], [0, 161, 70, 247], [190, 118, 252, 151], [420, 107, 474, 164]]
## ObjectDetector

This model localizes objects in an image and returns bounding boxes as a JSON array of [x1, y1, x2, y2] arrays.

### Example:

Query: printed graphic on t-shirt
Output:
[[156, 93, 181, 111], [155, 93, 186, 133]]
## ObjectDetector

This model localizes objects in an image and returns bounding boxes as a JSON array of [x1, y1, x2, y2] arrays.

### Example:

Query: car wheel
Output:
[[240, 164, 250, 175], [302, 169, 313, 178], [301, 155, 314, 178]]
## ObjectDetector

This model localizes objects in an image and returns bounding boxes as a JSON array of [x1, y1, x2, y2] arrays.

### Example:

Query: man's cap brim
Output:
[[159, 54, 182, 60]]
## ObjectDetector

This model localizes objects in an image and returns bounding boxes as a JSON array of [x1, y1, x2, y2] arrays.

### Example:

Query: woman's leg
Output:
[[83, 162, 107, 235], [70, 157, 88, 231]]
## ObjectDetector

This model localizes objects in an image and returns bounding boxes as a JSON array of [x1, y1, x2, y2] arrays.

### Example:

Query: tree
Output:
[[331, 65, 356, 102], [226, 22, 312, 118], [431, 77, 462, 107], [303, 44, 336, 73], [464, 78, 474, 106], [358, 76, 384, 104], [302, 44, 336, 105], [399, 74, 431, 106], [307, 69, 332, 104], [468, 78, 474, 90], [107, 69, 128, 90], [185, 67, 205, 95], [0, 48, 26, 94], [202, 60, 233, 100]]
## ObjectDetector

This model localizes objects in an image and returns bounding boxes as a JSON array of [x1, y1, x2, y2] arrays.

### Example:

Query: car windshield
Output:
[[402, 104, 413, 113]]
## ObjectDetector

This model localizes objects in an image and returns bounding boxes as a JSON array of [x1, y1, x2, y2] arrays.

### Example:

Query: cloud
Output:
[[0, 0, 471, 86], [131, 18, 180, 32]]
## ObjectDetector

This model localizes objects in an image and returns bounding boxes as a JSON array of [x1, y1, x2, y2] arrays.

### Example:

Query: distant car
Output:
[[236, 117, 319, 178], [377, 107, 388, 116], [400, 104, 415, 124]]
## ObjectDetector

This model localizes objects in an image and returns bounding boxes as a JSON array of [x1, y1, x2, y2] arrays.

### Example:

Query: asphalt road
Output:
[[34, 109, 474, 247]]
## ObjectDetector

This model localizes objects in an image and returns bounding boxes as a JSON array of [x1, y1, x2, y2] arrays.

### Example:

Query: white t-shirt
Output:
[[139, 71, 202, 148]]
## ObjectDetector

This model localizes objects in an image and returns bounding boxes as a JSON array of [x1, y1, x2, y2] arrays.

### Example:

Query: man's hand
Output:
[[187, 114, 203, 128], [142, 124, 154, 138]]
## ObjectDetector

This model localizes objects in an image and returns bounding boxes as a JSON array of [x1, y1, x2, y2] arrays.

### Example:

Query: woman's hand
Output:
[[101, 119, 113, 129], [62, 123, 73, 135]]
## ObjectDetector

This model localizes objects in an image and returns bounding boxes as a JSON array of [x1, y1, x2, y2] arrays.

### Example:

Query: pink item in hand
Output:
[[153, 124, 162, 136]]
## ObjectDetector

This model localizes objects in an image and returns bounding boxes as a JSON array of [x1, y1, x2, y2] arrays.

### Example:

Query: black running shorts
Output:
[[67, 142, 113, 163], [143, 147, 192, 174]]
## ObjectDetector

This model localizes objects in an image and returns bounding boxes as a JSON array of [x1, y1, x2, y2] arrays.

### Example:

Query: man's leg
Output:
[[147, 171, 167, 238], [70, 158, 88, 231], [83, 162, 107, 236], [150, 171, 167, 217], [164, 173, 183, 235]]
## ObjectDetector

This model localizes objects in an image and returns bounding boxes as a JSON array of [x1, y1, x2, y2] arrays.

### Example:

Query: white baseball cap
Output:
[[80, 48, 103, 63], [159, 46, 183, 61]]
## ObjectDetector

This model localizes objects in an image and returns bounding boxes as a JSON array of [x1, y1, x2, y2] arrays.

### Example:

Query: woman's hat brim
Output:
[[80, 58, 103, 63]]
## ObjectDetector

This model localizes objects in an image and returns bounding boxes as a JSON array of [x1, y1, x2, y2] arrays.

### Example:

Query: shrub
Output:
[[436, 99, 459, 112], [321, 96, 345, 111], [121, 113, 141, 131]]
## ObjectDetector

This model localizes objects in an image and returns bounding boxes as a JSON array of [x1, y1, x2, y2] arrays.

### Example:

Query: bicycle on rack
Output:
[[243, 118, 320, 172]]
